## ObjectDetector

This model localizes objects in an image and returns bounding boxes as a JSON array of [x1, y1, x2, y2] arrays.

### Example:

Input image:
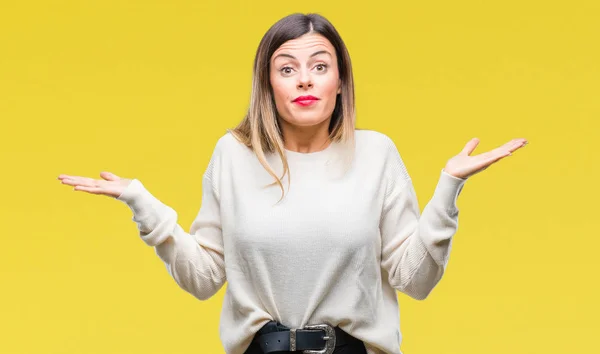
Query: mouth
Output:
[[293, 95, 320, 106]]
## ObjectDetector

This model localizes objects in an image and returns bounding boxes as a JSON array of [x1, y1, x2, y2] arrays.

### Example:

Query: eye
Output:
[[280, 66, 293, 75], [315, 63, 328, 72]]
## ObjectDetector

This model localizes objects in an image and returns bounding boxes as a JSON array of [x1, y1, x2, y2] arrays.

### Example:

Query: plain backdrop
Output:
[[1, 0, 598, 353]]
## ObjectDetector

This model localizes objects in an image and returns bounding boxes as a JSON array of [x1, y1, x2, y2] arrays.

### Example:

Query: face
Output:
[[269, 33, 342, 129]]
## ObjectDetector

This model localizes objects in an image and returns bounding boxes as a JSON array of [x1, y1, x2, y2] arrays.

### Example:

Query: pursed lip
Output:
[[292, 95, 320, 102]]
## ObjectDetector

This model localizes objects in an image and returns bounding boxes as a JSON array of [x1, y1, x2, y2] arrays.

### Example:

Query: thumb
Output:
[[100, 171, 120, 181], [460, 138, 480, 156]]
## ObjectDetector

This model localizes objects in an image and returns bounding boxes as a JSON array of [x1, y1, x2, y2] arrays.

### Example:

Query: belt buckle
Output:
[[293, 323, 336, 354]]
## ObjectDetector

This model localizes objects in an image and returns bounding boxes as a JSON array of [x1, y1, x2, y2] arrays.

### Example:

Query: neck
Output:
[[279, 117, 332, 153]]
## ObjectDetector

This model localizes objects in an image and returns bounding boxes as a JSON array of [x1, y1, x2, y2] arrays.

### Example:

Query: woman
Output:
[[58, 13, 527, 354]]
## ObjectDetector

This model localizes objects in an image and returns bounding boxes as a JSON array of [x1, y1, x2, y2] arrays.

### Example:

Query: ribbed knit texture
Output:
[[117, 129, 467, 354]]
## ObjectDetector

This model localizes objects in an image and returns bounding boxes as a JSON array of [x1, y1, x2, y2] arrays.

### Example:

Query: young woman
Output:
[[58, 13, 527, 354]]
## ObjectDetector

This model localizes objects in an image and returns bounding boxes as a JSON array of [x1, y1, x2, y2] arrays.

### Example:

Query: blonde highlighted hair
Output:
[[230, 13, 356, 202]]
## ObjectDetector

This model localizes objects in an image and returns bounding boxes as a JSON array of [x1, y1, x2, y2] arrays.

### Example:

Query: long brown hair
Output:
[[230, 13, 356, 202]]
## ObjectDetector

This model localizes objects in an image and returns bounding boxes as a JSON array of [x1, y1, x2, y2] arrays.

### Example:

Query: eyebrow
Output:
[[273, 50, 332, 61]]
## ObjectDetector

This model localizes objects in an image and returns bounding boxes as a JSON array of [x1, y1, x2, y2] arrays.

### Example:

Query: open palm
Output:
[[444, 138, 528, 179], [57, 171, 132, 198]]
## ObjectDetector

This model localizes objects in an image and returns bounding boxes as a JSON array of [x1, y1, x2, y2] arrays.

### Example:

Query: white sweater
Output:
[[117, 129, 467, 354]]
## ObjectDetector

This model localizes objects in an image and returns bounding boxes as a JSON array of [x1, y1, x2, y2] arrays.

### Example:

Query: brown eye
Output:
[[315, 64, 328, 71], [280, 66, 293, 74]]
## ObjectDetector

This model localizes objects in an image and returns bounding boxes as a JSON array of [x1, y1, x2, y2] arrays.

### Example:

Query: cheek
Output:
[[270, 78, 291, 102], [271, 87, 288, 114], [318, 74, 340, 94]]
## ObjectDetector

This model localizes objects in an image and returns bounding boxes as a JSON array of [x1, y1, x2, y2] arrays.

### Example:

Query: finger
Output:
[[73, 185, 104, 194], [60, 178, 82, 187], [60, 178, 74, 185], [507, 139, 528, 153], [468, 148, 509, 170], [504, 138, 527, 149], [481, 149, 512, 167], [481, 146, 513, 160], [460, 138, 480, 156], [484, 139, 521, 157], [59, 175, 86, 183], [494, 139, 527, 156], [61, 177, 103, 188], [100, 171, 120, 181], [469, 139, 526, 174]]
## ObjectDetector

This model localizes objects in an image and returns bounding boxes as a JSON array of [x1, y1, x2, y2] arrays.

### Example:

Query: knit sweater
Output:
[[117, 129, 467, 354]]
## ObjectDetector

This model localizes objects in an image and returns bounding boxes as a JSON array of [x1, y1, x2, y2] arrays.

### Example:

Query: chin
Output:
[[288, 116, 329, 127], [285, 110, 332, 126]]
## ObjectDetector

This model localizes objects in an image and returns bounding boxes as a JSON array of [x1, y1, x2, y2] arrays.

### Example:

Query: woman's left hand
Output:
[[443, 138, 528, 180]]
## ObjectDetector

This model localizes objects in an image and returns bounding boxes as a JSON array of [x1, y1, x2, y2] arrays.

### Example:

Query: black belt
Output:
[[252, 321, 358, 354]]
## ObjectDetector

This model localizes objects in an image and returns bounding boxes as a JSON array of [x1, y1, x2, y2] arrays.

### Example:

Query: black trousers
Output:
[[243, 321, 368, 354]]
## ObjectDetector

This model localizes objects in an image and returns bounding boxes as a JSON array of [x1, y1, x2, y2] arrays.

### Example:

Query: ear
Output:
[[337, 79, 342, 94]]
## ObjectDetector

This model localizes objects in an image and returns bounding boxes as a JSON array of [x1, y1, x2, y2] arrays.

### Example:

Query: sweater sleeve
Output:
[[116, 150, 226, 301], [379, 140, 467, 300]]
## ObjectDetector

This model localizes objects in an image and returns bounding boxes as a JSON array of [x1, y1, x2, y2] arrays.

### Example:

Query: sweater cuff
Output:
[[432, 169, 467, 212], [117, 179, 168, 220]]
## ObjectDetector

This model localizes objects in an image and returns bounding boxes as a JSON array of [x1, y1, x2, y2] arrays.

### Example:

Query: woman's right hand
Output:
[[57, 171, 132, 198]]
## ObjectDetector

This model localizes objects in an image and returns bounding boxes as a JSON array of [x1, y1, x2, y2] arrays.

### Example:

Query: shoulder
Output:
[[354, 129, 410, 180], [210, 131, 253, 158], [354, 129, 399, 155], [204, 131, 252, 177], [214, 131, 245, 151]]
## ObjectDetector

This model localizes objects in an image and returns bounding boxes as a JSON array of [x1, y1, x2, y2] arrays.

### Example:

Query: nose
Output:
[[296, 70, 313, 90]]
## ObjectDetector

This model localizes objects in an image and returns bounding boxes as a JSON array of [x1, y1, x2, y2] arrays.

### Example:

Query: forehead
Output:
[[271, 33, 336, 60]]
